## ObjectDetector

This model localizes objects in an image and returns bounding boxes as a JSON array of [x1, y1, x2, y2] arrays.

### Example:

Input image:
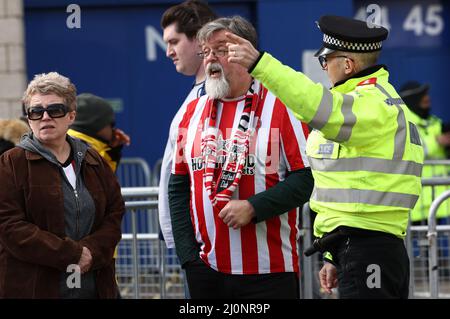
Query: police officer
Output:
[[225, 15, 424, 298]]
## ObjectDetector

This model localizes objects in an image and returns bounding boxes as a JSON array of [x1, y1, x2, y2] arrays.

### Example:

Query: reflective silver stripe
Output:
[[310, 86, 333, 130], [309, 157, 422, 177], [335, 94, 356, 142], [387, 98, 404, 105], [393, 107, 407, 159], [312, 187, 419, 209], [376, 84, 406, 160]]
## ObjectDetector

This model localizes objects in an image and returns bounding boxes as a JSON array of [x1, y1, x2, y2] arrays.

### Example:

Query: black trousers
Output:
[[184, 258, 299, 299], [328, 227, 409, 299]]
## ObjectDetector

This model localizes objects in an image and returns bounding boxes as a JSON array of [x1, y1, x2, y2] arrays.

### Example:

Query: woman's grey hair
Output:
[[197, 16, 258, 48], [22, 72, 77, 111]]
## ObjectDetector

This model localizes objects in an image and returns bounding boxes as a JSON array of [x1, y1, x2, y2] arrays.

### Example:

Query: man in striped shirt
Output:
[[169, 16, 314, 299]]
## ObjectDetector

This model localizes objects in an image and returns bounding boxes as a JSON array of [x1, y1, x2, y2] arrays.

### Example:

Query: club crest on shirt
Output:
[[192, 135, 256, 176]]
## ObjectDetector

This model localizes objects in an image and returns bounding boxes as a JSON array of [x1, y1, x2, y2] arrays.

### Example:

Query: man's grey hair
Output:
[[197, 16, 258, 48]]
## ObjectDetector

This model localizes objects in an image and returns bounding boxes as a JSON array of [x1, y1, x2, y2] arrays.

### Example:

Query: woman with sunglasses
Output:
[[0, 72, 125, 298]]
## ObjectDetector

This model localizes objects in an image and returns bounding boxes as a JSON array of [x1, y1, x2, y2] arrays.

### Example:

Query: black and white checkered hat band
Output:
[[323, 34, 382, 52]]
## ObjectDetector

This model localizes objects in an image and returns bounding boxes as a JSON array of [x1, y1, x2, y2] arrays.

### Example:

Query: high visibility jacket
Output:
[[68, 129, 118, 172], [411, 113, 447, 160], [409, 112, 449, 221], [251, 53, 424, 238]]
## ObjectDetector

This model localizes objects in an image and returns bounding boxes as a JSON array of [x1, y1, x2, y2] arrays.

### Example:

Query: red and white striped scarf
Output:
[[201, 82, 262, 211]]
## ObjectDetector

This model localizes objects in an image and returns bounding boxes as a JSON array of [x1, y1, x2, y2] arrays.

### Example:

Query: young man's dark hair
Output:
[[161, 0, 217, 39], [159, 0, 218, 299]]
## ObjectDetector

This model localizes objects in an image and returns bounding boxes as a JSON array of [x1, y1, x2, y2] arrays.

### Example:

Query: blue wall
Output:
[[257, 0, 450, 122], [24, 0, 450, 168]]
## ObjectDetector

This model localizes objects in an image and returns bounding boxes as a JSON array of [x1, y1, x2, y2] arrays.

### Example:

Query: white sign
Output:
[[145, 26, 167, 61]]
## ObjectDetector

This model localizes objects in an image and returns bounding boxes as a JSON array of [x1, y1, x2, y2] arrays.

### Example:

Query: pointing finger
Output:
[[225, 32, 246, 44]]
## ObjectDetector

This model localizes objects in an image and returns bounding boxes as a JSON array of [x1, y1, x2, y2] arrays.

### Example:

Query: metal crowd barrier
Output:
[[424, 159, 450, 177], [428, 190, 450, 298], [117, 186, 450, 299], [119, 187, 156, 299], [116, 160, 450, 299], [116, 159, 162, 298], [118, 187, 184, 299], [116, 158, 152, 187], [408, 177, 450, 298], [151, 158, 163, 186]]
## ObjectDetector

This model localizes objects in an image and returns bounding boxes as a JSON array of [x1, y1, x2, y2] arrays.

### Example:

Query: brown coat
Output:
[[0, 147, 124, 298]]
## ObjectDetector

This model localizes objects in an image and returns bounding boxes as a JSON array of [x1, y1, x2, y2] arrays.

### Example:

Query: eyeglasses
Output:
[[197, 48, 229, 59], [318, 55, 352, 68], [27, 103, 69, 120]]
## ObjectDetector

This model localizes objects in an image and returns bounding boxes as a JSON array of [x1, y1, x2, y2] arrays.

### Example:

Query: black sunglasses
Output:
[[318, 55, 351, 68], [27, 103, 70, 120]]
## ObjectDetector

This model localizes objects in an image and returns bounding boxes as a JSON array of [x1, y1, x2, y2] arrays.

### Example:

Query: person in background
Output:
[[0, 118, 30, 155], [400, 81, 450, 273], [400, 81, 450, 160], [399, 81, 450, 222], [159, 0, 217, 251], [68, 93, 130, 173], [0, 72, 124, 298], [159, 1, 218, 297], [442, 123, 450, 158]]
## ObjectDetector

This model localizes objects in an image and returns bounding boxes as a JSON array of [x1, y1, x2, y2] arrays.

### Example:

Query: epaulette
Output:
[[357, 77, 377, 87]]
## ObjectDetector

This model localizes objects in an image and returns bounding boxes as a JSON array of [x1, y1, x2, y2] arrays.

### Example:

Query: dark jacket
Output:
[[0, 134, 124, 298]]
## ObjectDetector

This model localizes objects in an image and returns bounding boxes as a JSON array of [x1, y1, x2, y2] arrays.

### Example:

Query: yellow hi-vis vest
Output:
[[251, 53, 424, 239], [409, 112, 449, 221]]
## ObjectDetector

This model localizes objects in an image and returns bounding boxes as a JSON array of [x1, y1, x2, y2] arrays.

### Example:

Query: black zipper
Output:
[[74, 188, 80, 239]]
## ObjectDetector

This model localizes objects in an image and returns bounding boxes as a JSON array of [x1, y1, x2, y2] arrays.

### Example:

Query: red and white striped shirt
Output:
[[173, 80, 310, 275]]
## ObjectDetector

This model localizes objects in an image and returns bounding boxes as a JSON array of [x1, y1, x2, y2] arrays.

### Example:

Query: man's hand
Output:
[[218, 200, 255, 229], [319, 262, 338, 295], [437, 132, 450, 147], [110, 128, 131, 148], [77, 246, 93, 274], [225, 32, 260, 70]]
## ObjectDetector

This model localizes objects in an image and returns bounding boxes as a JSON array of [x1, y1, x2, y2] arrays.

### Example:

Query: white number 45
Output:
[[403, 4, 444, 36]]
